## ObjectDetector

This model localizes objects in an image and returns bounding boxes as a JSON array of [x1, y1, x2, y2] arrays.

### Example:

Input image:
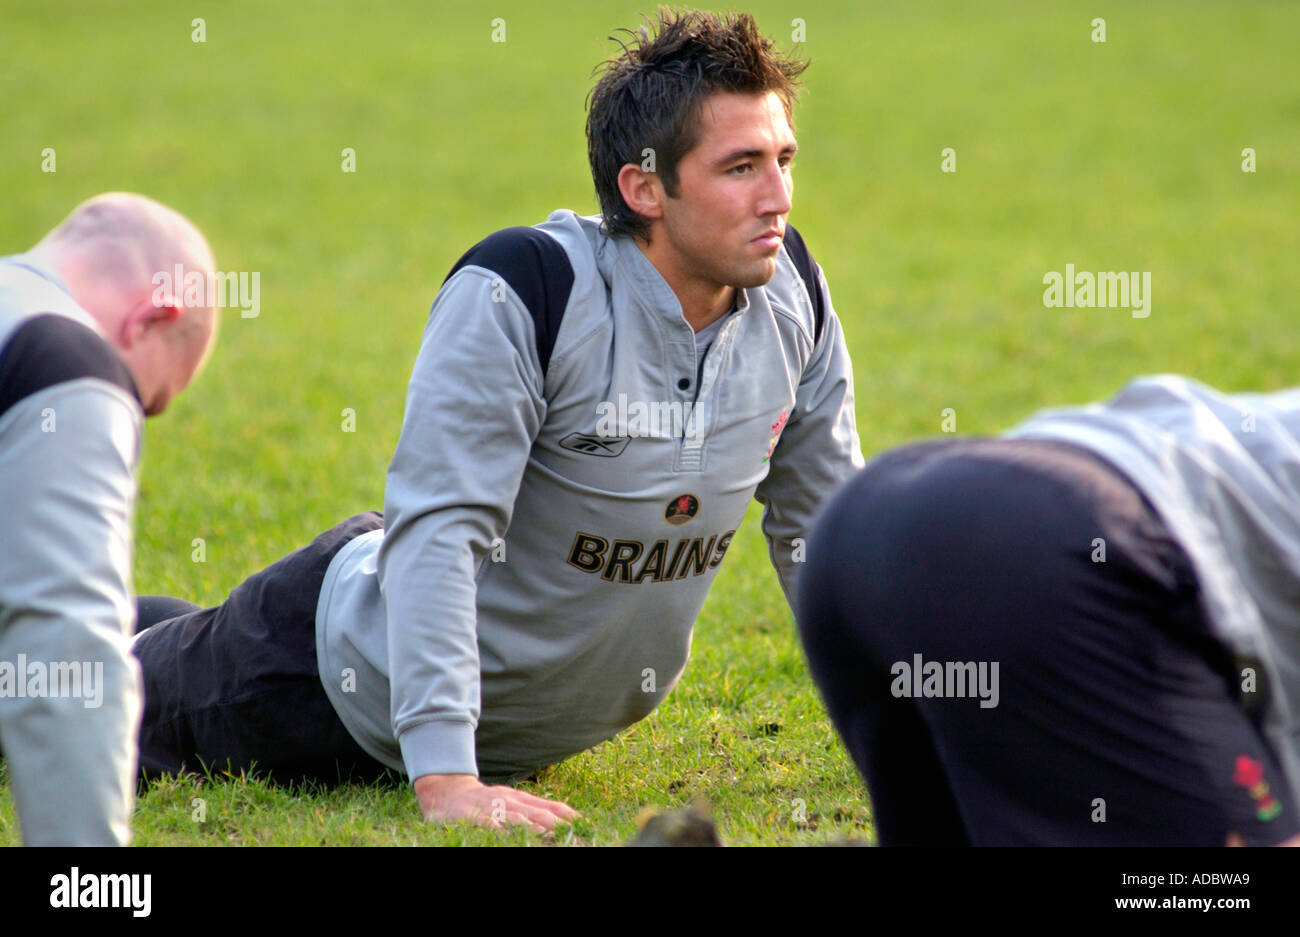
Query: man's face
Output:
[[122, 309, 214, 416], [142, 334, 207, 416], [659, 91, 796, 290]]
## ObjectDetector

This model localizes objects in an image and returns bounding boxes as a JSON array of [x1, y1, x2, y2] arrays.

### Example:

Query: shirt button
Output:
[[677, 377, 690, 390]]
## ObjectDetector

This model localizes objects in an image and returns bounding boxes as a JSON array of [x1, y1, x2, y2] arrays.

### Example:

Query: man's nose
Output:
[[759, 162, 793, 216]]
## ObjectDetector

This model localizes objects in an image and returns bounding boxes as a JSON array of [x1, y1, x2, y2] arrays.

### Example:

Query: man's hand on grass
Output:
[[414, 773, 579, 834]]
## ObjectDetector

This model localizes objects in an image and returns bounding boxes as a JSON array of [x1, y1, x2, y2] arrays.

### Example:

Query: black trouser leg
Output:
[[132, 512, 394, 788], [798, 438, 1300, 846], [135, 595, 204, 633]]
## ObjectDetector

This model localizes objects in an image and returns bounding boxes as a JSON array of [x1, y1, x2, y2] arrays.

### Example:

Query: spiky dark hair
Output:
[[585, 8, 808, 239]]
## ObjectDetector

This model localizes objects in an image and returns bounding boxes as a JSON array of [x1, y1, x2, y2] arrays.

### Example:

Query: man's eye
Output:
[[728, 163, 752, 175]]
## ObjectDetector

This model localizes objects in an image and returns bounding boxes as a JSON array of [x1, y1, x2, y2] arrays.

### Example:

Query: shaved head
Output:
[[32, 192, 219, 415], [44, 192, 215, 276]]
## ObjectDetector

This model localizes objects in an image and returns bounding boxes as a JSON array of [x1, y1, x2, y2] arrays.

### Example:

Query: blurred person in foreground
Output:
[[798, 374, 1300, 846], [0, 193, 218, 844]]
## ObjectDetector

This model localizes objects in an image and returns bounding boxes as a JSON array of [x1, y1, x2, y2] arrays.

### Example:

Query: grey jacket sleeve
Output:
[[0, 380, 142, 846], [378, 269, 546, 780], [754, 270, 865, 605]]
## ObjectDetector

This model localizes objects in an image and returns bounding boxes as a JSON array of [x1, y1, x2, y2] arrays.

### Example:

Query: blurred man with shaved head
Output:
[[0, 192, 217, 845]]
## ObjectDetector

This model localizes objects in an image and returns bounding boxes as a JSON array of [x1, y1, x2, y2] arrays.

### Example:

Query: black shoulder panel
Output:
[[0, 313, 141, 420], [442, 226, 576, 376], [781, 224, 826, 345]]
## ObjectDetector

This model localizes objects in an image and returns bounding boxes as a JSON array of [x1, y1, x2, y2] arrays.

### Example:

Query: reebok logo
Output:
[[560, 433, 630, 457]]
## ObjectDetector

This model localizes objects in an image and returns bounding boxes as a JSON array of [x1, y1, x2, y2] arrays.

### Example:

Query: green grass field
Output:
[[0, 0, 1296, 845]]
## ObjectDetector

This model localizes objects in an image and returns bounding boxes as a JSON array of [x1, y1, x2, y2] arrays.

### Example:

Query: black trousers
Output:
[[133, 512, 396, 787], [797, 437, 1300, 846]]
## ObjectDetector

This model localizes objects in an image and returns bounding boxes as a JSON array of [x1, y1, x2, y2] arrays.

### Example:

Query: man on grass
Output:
[[132, 9, 864, 832], [797, 374, 1300, 846], [0, 193, 218, 845]]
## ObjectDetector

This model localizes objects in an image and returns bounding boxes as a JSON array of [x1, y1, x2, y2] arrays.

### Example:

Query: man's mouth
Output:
[[751, 228, 783, 250]]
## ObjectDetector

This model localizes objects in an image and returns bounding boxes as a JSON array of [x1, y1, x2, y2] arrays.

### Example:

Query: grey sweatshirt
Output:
[[316, 210, 864, 782], [0, 256, 143, 845], [1009, 374, 1300, 805]]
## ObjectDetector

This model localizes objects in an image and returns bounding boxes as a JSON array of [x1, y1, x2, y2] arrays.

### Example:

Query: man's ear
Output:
[[119, 295, 182, 349], [617, 162, 665, 222]]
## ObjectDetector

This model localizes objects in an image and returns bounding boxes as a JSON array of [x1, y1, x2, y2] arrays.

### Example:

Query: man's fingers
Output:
[[422, 784, 578, 834], [450, 803, 500, 828], [471, 802, 552, 833], [494, 794, 575, 831], [495, 797, 563, 830], [464, 795, 561, 832], [522, 802, 577, 830], [508, 787, 580, 818], [503, 809, 550, 834]]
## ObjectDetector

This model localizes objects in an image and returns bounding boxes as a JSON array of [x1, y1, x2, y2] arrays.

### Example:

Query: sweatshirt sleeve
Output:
[[0, 380, 142, 846], [753, 265, 865, 606], [378, 268, 547, 781]]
